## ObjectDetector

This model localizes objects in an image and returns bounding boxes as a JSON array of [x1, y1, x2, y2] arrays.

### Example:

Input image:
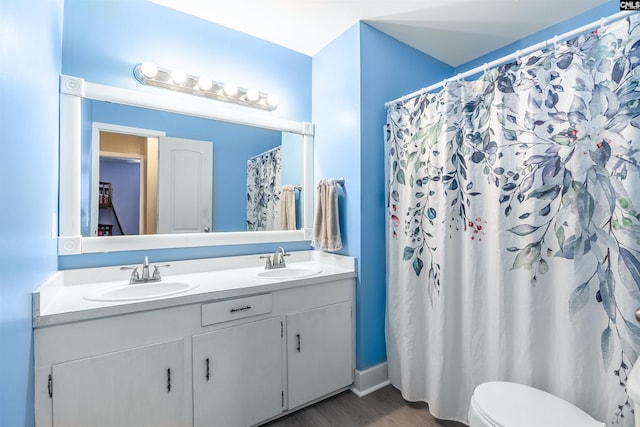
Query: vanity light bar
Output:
[[133, 62, 279, 111]]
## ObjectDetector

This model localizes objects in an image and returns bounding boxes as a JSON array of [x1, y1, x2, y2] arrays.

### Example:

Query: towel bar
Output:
[[298, 178, 344, 190]]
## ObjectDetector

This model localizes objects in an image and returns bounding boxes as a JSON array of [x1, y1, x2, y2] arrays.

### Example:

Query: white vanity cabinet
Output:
[[192, 317, 285, 427], [50, 339, 185, 427], [286, 301, 353, 410], [34, 256, 356, 427]]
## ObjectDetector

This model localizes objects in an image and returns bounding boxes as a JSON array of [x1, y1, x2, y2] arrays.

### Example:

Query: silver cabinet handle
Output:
[[204, 226, 211, 232], [635, 307, 640, 323], [230, 305, 251, 313]]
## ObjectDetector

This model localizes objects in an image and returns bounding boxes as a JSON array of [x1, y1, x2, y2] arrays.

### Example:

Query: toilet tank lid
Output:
[[472, 382, 604, 427]]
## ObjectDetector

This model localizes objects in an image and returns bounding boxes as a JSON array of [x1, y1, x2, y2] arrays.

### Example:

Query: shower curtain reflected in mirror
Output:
[[247, 146, 282, 231], [386, 15, 640, 426]]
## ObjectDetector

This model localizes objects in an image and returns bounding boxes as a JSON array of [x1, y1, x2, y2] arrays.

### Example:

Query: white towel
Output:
[[280, 185, 296, 230], [311, 179, 342, 252]]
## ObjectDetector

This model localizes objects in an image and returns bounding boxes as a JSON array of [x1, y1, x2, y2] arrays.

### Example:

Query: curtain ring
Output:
[[553, 35, 559, 51], [456, 73, 463, 82], [515, 50, 522, 65], [599, 17, 606, 36], [483, 63, 489, 74]]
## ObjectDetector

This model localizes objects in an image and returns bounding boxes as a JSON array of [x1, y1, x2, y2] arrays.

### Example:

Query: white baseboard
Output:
[[350, 362, 391, 397]]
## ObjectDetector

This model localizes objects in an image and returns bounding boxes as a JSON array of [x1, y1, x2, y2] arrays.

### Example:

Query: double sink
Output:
[[83, 265, 322, 302]]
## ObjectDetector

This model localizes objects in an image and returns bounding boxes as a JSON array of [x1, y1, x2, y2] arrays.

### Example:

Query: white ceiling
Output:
[[149, 0, 610, 67]]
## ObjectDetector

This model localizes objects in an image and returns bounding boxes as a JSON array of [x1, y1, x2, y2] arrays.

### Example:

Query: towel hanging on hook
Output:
[[280, 184, 297, 230], [311, 178, 344, 252]]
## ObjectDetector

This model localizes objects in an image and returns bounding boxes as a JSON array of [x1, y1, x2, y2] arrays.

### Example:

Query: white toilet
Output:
[[468, 382, 605, 427]]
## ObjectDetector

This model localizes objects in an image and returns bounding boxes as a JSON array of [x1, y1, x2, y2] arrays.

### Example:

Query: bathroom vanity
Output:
[[33, 251, 355, 427]]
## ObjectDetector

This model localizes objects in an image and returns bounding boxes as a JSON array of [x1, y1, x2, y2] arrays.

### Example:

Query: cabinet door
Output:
[[51, 339, 184, 427], [286, 301, 353, 409], [192, 316, 283, 427]]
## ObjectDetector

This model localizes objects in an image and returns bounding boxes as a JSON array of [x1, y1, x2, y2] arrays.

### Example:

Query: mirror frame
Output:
[[58, 75, 314, 255]]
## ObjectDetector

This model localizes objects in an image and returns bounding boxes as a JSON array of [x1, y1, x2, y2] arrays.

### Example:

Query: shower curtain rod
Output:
[[249, 145, 281, 161], [385, 10, 636, 108]]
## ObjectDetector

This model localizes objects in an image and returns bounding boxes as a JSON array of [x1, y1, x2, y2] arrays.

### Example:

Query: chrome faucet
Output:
[[141, 256, 151, 281], [273, 247, 289, 268], [260, 247, 290, 270], [121, 256, 171, 284]]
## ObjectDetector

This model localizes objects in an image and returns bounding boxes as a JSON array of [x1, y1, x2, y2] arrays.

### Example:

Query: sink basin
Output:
[[84, 282, 198, 302], [257, 267, 322, 279]]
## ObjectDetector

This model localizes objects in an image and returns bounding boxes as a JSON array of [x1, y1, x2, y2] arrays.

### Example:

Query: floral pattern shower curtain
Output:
[[386, 15, 640, 426], [247, 146, 282, 231]]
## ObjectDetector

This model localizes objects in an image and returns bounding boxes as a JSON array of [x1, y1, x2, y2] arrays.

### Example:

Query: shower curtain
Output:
[[386, 15, 640, 426], [246, 146, 282, 231]]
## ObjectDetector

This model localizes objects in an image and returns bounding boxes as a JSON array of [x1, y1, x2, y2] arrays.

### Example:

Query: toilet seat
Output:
[[469, 382, 605, 427]]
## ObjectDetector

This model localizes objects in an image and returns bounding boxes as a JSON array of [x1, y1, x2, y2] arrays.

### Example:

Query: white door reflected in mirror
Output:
[[93, 132, 215, 236], [157, 136, 213, 234]]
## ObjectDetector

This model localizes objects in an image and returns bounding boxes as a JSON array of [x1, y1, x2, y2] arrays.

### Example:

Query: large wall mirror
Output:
[[58, 75, 314, 255]]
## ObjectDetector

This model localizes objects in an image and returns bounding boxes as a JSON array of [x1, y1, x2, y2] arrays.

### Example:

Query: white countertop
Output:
[[33, 251, 356, 327]]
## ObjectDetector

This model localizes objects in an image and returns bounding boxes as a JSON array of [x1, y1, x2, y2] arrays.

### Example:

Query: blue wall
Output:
[[312, 24, 365, 362], [312, 23, 453, 370], [312, 25, 362, 259], [358, 24, 453, 369], [0, 1, 63, 426], [61, 0, 313, 268], [62, 0, 310, 122]]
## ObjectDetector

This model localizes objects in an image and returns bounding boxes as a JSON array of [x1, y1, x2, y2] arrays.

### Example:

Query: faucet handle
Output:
[[283, 253, 291, 267], [152, 264, 171, 280], [120, 266, 140, 281], [259, 255, 273, 269], [279, 252, 291, 264]]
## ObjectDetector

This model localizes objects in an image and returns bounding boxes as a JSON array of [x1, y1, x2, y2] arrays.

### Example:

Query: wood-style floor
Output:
[[263, 385, 467, 427]]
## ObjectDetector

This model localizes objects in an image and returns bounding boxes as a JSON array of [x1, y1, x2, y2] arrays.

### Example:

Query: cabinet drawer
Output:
[[201, 294, 272, 326]]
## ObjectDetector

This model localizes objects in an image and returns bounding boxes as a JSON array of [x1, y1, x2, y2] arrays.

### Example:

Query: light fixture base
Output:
[[133, 63, 278, 111]]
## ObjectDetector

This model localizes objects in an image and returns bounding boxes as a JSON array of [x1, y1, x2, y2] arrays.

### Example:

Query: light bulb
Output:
[[245, 88, 259, 102], [140, 61, 158, 79], [266, 93, 279, 107], [197, 75, 213, 91], [171, 69, 186, 85], [223, 81, 238, 96]]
